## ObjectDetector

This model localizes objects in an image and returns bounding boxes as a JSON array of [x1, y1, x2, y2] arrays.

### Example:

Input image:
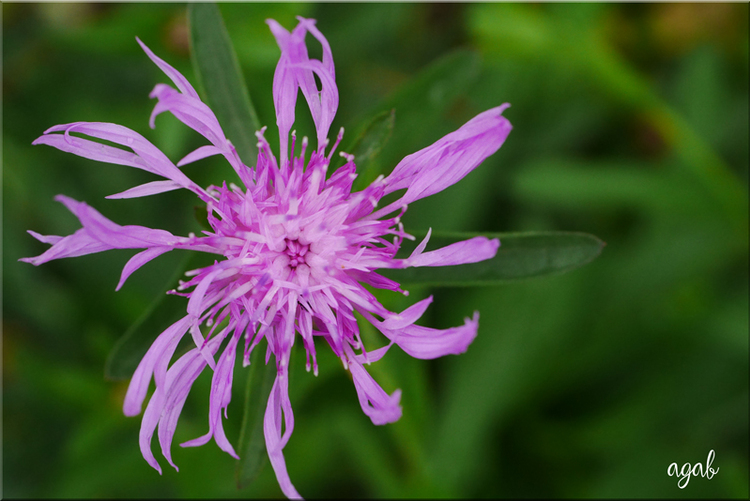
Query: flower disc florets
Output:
[[181, 126, 410, 381]]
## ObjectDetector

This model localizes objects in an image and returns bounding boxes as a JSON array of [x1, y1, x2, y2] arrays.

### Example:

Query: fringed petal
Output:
[[136, 37, 200, 100], [123, 315, 192, 416], [57, 195, 184, 249], [264, 367, 301, 499], [266, 19, 298, 166], [267, 17, 339, 162], [106, 180, 183, 199], [402, 236, 500, 268], [177, 145, 223, 167], [147, 84, 247, 181], [381, 295, 433, 330], [116, 247, 173, 291], [347, 353, 402, 425], [157, 335, 223, 470], [377, 311, 480, 360], [381, 104, 512, 206], [19, 227, 111, 265], [181, 327, 241, 458], [37, 122, 199, 192]]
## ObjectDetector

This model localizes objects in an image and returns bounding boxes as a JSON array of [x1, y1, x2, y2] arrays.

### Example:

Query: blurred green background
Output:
[[3, 2, 748, 498]]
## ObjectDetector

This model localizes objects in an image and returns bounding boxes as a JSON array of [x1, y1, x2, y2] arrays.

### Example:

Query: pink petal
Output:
[[19, 227, 111, 265], [138, 343, 200, 473], [404, 236, 500, 268], [158, 342, 218, 470], [381, 295, 433, 330], [266, 19, 298, 165], [26, 230, 62, 245], [41, 122, 196, 190], [267, 18, 339, 160], [136, 37, 200, 100], [55, 195, 183, 249], [32, 133, 148, 171], [380, 312, 480, 360], [123, 315, 192, 416], [139, 384, 167, 474], [148, 84, 246, 177], [181, 327, 241, 458], [383, 104, 512, 205], [106, 180, 183, 199], [264, 367, 301, 499], [177, 145, 223, 167], [116, 247, 173, 291], [348, 355, 402, 425]]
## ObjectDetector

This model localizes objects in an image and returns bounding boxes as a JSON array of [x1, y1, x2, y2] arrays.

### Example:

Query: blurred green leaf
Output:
[[514, 159, 719, 217], [235, 348, 276, 489], [382, 231, 605, 286], [347, 108, 395, 191], [104, 253, 194, 380], [188, 3, 260, 166], [469, 3, 748, 234]]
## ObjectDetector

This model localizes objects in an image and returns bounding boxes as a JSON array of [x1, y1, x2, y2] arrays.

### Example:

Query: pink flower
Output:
[[21, 17, 511, 498]]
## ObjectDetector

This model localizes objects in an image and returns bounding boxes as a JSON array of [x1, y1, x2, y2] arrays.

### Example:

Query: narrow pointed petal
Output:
[[139, 387, 166, 474], [378, 312, 480, 360], [177, 145, 223, 167], [158, 346, 215, 470], [402, 236, 500, 268], [106, 180, 183, 199], [267, 17, 339, 158], [41, 122, 198, 190], [348, 355, 402, 425], [148, 84, 246, 177], [181, 329, 241, 458], [381, 295, 433, 330], [26, 230, 62, 245], [32, 132, 148, 171], [123, 316, 192, 416], [55, 195, 184, 249], [20, 227, 111, 265], [137, 37, 200, 100], [383, 105, 512, 204], [266, 19, 298, 164], [116, 247, 172, 291], [264, 368, 301, 499], [293, 17, 338, 149]]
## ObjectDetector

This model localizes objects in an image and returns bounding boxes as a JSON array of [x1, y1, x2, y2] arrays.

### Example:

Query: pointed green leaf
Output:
[[188, 3, 260, 166], [381, 231, 605, 287], [104, 253, 195, 380], [235, 349, 276, 489], [347, 109, 395, 191]]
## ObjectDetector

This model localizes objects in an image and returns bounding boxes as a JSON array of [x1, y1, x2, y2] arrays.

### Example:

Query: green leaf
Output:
[[381, 231, 605, 287], [347, 109, 395, 191], [235, 349, 276, 489], [469, 3, 747, 234], [188, 3, 260, 166], [104, 253, 195, 380]]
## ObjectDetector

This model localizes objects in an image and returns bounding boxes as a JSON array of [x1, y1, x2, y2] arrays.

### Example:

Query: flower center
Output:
[[285, 238, 309, 268]]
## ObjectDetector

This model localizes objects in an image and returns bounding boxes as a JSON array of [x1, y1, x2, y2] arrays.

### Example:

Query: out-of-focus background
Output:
[[3, 3, 748, 498]]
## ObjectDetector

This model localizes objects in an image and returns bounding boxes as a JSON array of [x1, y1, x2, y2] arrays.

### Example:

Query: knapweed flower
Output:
[[21, 17, 511, 498]]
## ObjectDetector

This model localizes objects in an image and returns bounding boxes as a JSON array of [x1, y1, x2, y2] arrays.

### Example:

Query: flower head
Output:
[[21, 17, 511, 498]]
